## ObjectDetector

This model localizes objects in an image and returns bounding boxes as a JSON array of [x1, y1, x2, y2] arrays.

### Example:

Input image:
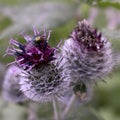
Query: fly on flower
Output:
[[34, 35, 44, 42], [5, 26, 55, 70]]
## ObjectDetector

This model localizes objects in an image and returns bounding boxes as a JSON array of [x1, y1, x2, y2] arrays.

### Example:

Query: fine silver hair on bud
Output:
[[2, 65, 27, 103], [61, 19, 113, 85], [20, 62, 69, 102]]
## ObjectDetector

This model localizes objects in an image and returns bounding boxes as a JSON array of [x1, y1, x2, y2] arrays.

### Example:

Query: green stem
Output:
[[28, 102, 38, 120], [53, 97, 61, 120], [62, 94, 76, 119]]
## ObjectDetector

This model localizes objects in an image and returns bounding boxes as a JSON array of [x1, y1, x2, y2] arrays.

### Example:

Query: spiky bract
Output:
[[20, 63, 69, 102]]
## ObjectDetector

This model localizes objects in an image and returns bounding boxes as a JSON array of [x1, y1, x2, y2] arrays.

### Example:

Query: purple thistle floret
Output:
[[71, 20, 104, 52], [6, 26, 56, 70]]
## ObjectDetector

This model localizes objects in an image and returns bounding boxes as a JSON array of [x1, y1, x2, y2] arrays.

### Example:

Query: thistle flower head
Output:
[[6, 26, 55, 70], [5, 26, 69, 102], [61, 20, 113, 84], [2, 65, 27, 103]]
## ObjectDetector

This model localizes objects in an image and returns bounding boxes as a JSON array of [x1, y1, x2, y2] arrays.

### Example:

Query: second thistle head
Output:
[[61, 19, 113, 85]]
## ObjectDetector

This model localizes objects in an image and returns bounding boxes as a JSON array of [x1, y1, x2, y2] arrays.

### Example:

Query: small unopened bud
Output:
[[2, 65, 27, 103], [73, 82, 93, 102]]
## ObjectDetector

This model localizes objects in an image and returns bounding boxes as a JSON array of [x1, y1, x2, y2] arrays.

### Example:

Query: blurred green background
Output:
[[0, 0, 120, 120]]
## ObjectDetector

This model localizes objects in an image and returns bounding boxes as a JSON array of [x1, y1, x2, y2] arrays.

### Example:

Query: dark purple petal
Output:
[[6, 26, 56, 70], [33, 25, 40, 36], [21, 33, 31, 42], [71, 20, 106, 52]]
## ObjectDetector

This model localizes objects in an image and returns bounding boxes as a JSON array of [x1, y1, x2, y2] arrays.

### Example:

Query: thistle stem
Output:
[[53, 97, 61, 120], [62, 94, 76, 119], [28, 102, 38, 120]]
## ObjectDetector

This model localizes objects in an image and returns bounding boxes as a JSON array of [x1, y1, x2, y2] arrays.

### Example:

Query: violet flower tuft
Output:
[[6, 26, 55, 70]]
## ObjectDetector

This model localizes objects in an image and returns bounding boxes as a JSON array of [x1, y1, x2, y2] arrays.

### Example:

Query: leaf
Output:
[[81, 0, 120, 10], [79, 0, 102, 5], [96, 1, 120, 10]]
